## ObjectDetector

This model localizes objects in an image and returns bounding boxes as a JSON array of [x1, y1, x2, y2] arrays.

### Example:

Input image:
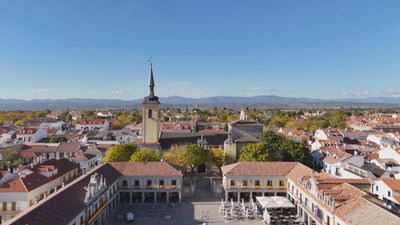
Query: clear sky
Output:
[[1, 0, 400, 100]]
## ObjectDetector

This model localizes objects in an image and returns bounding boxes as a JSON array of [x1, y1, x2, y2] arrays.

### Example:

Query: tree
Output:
[[164, 144, 208, 174], [50, 136, 63, 143], [239, 131, 313, 167], [111, 120, 124, 129], [280, 140, 313, 166], [36, 109, 51, 118], [223, 123, 228, 132], [239, 143, 268, 162], [163, 145, 187, 168], [130, 148, 161, 162], [0, 146, 23, 170], [102, 144, 139, 162], [65, 113, 73, 122], [210, 147, 234, 167]]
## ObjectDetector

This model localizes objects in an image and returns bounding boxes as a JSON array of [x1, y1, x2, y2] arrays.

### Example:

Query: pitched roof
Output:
[[234, 134, 260, 143], [221, 162, 297, 177], [9, 164, 121, 225], [335, 187, 400, 225], [0, 159, 79, 193], [360, 164, 387, 177], [77, 119, 106, 125], [382, 179, 400, 191], [56, 142, 81, 153], [110, 162, 182, 177], [323, 151, 353, 164], [159, 131, 227, 150]]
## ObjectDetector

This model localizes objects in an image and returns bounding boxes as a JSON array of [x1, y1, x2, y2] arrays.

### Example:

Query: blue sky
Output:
[[1, 0, 400, 100]]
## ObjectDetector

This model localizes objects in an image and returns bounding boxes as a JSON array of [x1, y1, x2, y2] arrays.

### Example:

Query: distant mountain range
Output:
[[1, 95, 400, 110]]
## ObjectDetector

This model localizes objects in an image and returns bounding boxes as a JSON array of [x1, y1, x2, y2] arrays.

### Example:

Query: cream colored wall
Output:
[[142, 103, 160, 143], [224, 142, 237, 160], [223, 175, 287, 190], [119, 176, 182, 190]]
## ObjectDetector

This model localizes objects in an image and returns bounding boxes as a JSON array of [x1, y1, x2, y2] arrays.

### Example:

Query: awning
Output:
[[256, 196, 295, 209]]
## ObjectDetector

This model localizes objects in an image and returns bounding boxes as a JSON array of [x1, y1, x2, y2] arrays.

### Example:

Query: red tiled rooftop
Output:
[[221, 162, 297, 177], [110, 162, 182, 177]]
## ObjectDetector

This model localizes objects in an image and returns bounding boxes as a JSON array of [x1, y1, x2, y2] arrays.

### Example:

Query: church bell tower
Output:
[[142, 63, 161, 143]]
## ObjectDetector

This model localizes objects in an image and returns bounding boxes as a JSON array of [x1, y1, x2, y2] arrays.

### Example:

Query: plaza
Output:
[[112, 202, 265, 225]]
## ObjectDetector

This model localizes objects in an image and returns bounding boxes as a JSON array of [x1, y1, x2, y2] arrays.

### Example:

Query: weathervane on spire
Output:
[[148, 56, 155, 66]]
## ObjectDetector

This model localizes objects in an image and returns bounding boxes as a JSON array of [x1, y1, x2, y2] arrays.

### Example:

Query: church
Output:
[[138, 64, 264, 157]]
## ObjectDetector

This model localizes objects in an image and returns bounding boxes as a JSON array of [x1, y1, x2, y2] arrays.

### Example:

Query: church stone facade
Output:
[[142, 63, 161, 144]]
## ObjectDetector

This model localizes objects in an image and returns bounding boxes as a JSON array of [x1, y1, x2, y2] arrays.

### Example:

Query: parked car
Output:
[[125, 212, 135, 222]]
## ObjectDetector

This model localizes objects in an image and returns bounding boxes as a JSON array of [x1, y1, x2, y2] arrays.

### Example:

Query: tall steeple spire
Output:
[[143, 59, 160, 104], [149, 63, 155, 97]]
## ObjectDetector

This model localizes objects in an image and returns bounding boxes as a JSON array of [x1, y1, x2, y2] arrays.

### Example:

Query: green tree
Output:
[[280, 140, 312, 166], [239, 143, 268, 162], [65, 113, 73, 122], [164, 144, 208, 173], [102, 144, 139, 162], [239, 131, 313, 167], [0, 146, 23, 170], [50, 136, 63, 143], [130, 148, 161, 162]]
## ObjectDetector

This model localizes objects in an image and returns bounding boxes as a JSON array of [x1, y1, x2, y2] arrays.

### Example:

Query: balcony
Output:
[[300, 202, 322, 224]]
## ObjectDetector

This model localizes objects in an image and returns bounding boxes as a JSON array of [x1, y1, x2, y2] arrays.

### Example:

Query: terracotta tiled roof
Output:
[[110, 162, 183, 177], [69, 153, 96, 161], [0, 159, 78, 193], [9, 163, 121, 225], [335, 188, 400, 224], [317, 178, 371, 185], [20, 151, 39, 159], [78, 119, 106, 125], [323, 151, 353, 164], [56, 142, 81, 153], [221, 162, 297, 177], [382, 179, 400, 191]]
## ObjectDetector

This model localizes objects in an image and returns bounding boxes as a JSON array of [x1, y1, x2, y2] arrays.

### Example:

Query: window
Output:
[[255, 180, 260, 187], [279, 180, 284, 186], [327, 215, 331, 225], [122, 180, 128, 187], [230, 180, 236, 187], [267, 180, 272, 186], [242, 180, 248, 187], [148, 109, 153, 119], [172, 180, 177, 186], [2, 202, 6, 211], [11, 202, 16, 211], [147, 180, 152, 187], [388, 191, 391, 197], [159, 180, 164, 187], [134, 180, 140, 187], [375, 185, 378, 191]]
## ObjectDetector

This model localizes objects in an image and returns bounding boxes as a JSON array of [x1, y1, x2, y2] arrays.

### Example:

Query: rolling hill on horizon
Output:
[[0, 95, 400, 110]]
